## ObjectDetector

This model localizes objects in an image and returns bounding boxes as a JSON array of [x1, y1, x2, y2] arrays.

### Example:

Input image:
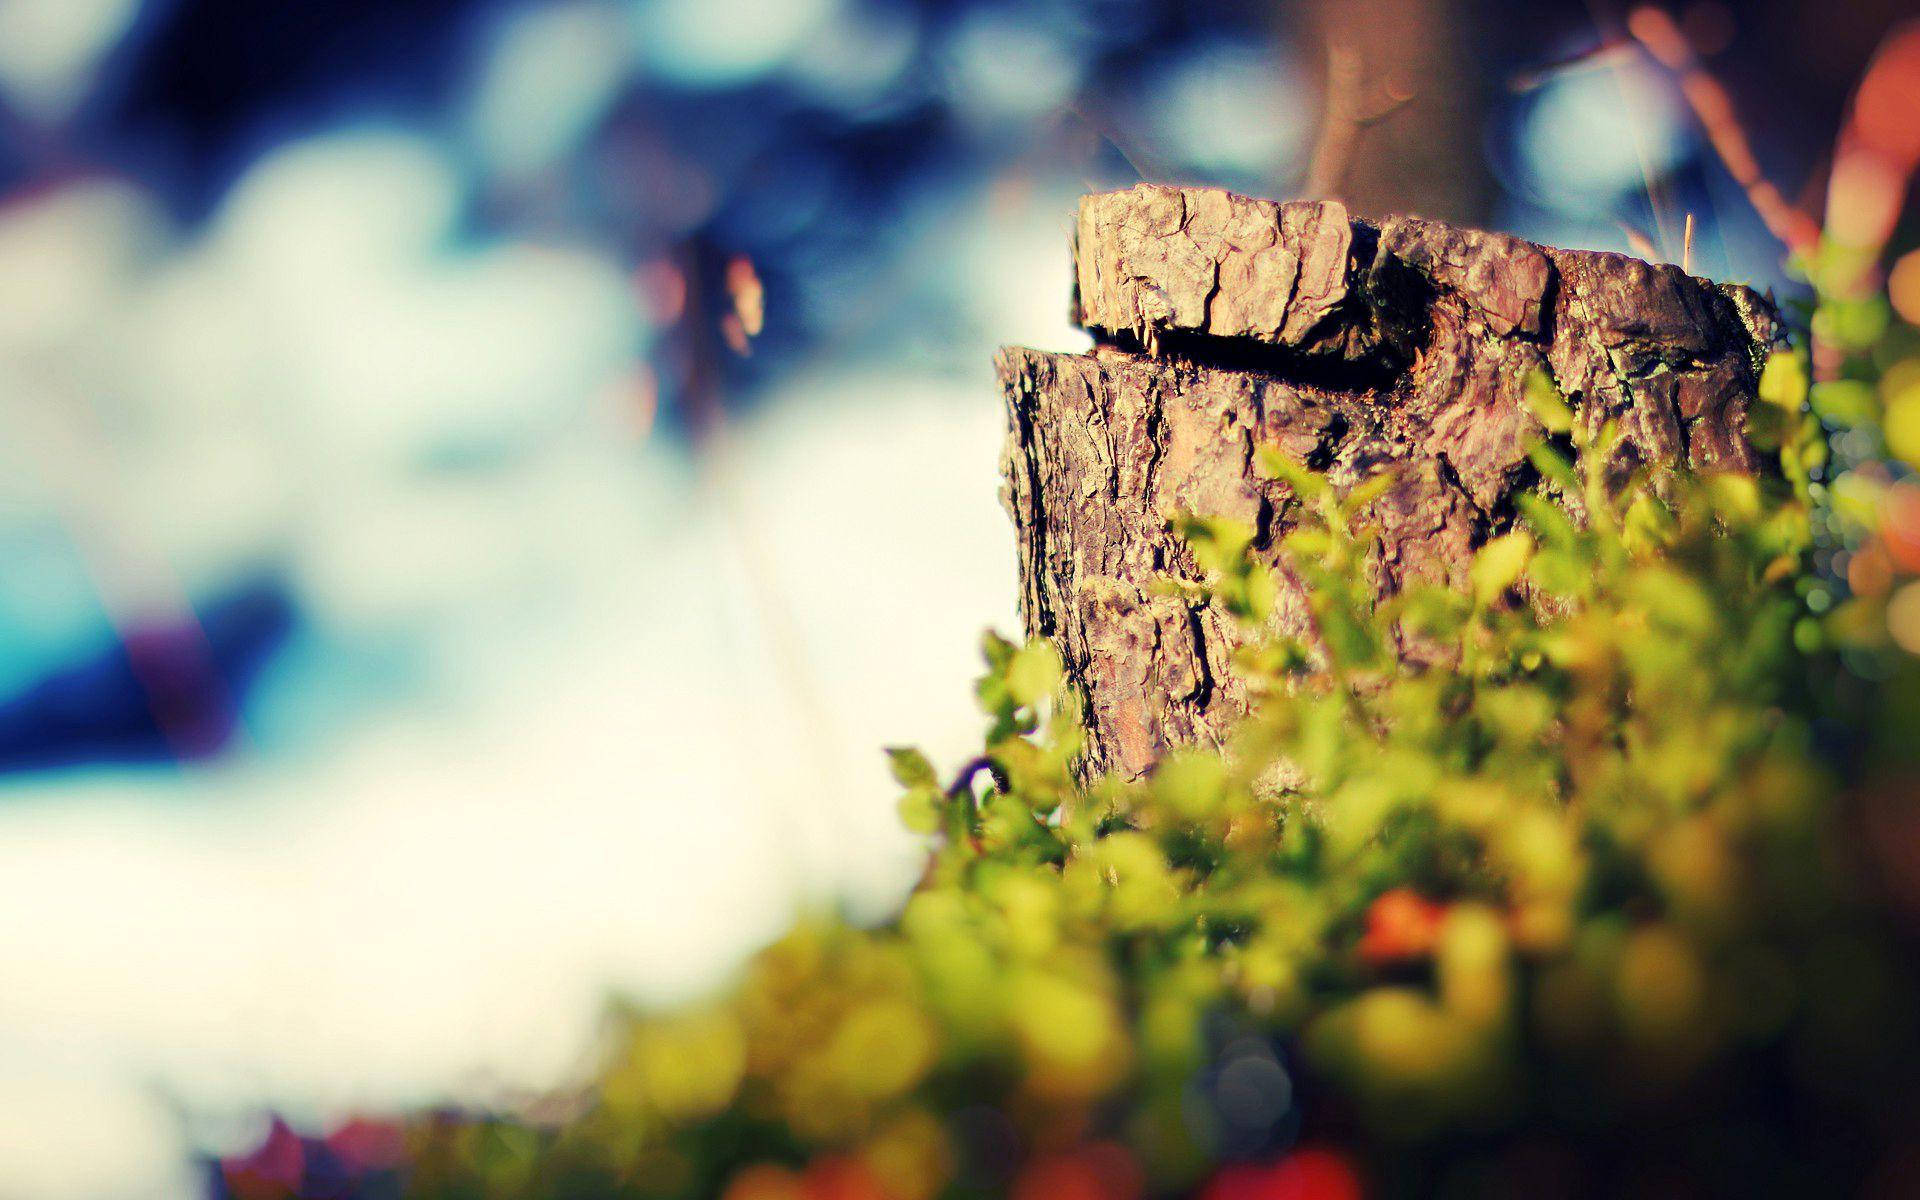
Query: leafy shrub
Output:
[[314, 231, 1920, 1200]]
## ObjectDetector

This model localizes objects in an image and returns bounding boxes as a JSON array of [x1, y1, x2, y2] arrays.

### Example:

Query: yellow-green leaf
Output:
[[1471, 531, 1535, 605]]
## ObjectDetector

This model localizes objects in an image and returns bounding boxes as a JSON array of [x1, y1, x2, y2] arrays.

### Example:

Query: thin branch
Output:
[[1626, 5, 1821, 257], [1615, 220, 1660, 262], [946, 756, 1011, 800], [1508, 40, 1637, 93]]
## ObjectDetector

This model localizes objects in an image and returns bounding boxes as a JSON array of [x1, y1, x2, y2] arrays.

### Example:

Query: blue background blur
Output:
[[0, 0, 1904, 1195]]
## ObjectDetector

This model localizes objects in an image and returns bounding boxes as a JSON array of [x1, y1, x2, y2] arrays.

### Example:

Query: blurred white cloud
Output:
[[0, 1060, 193, 1200], [469, 2, 634, 178], [786, 3, 920, 113], [0, 0, 144, 121], [630, 0, 844, 88], [0, 120, 1032, 1198], [117, 130, 638, 600], [0, 182, 178, 662], [1137, 40, 1309, 182], [943, 8, 1083, 126], [0, 180, 159, 350], [1520, 57, 1692, 210], [0, 368, 1012, 1198], [214, 131, 465, 305]]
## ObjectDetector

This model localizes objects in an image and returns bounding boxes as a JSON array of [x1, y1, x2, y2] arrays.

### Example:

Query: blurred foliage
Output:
[[228, 244, 1920, 1197]]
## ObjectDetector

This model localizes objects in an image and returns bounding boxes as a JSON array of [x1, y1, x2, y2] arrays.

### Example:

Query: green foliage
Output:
[[393, 266, 1920, 1200]]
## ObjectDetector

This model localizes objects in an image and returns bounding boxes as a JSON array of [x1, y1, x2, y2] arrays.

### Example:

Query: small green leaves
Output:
[[1005, 639, 1064, 708], [886, 746, 939, 790], [1706, 474, 1762, 524], [1397, 584, 1472, 643], [1810, 379, 1876, 429], [1342, 470, 1398, 516], [1254, 445, 1328, 502], [977, 635, 1067, 741], [897, 786, 944, 834], [1622, 492, 1676, 557], [1528, 441, 1579, 493], [1152, 750, 1231, 821], [1171, 514, 1257, 578], [397, 242, 1920, 1200], [1810, 294, 1890, 352], [1525, 367, 1574, 434], [1471, 530, 1534, 605], [1172, 513, 1278, 622], [1758, 348, 1810, 411], [1886, 378, 1920, 468]]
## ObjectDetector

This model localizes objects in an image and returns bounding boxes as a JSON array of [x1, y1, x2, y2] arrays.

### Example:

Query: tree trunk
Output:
[[998, 184, 1781, 782], [1293, 0, 1493, 225]]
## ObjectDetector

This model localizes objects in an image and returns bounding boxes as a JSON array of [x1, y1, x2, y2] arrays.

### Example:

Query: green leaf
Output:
[[1173, 514, 1258, 578], [1006, 640, 1064, 708], [1886, 381, 1920, 468], [1516, 493, 1577, 550], [1525, 368, 1574, 434], [1153, 750, 1230, 821], [1810, 380, 1877, 429], [1528, 443, 1579, 493], [886, 746, 939, 790], [1254, 446, 1328, 502], [1243, 565, 1281, 623], [1758, 349, 1809, 412], [897, 786, 944, 834], [1471, 531, 1534, 605], [981, 630, 1017, 670], [1341, 470, 1398, 517], [1527, 546, 1588, 601], [1706, 474, 1762, 524], [1622, 493, 1675, 556]]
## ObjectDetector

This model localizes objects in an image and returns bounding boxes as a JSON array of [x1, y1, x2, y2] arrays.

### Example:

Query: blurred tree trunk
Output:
[[1293, 0, 1494, 224], [999, 185, 1779, 780]]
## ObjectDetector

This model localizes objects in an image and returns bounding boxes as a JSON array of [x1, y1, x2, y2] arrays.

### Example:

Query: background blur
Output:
[[0, 0, 1906, 1195]]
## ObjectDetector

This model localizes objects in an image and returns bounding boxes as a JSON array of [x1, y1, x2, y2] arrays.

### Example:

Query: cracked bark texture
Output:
[[1000, 184, 1782, 782]]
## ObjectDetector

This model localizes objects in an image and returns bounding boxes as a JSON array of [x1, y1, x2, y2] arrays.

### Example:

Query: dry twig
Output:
[[1627, 6, 1821, 257]]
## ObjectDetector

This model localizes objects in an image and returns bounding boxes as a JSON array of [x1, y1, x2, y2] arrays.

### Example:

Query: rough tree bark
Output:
[[998, 184, 1782, 782]]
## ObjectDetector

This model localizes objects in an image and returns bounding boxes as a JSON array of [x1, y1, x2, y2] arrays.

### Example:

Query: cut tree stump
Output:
[[998, 184, 1782, 782]]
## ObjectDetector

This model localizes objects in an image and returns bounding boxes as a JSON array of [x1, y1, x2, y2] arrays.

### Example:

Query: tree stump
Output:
[[998, 184, 1782, 781]]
